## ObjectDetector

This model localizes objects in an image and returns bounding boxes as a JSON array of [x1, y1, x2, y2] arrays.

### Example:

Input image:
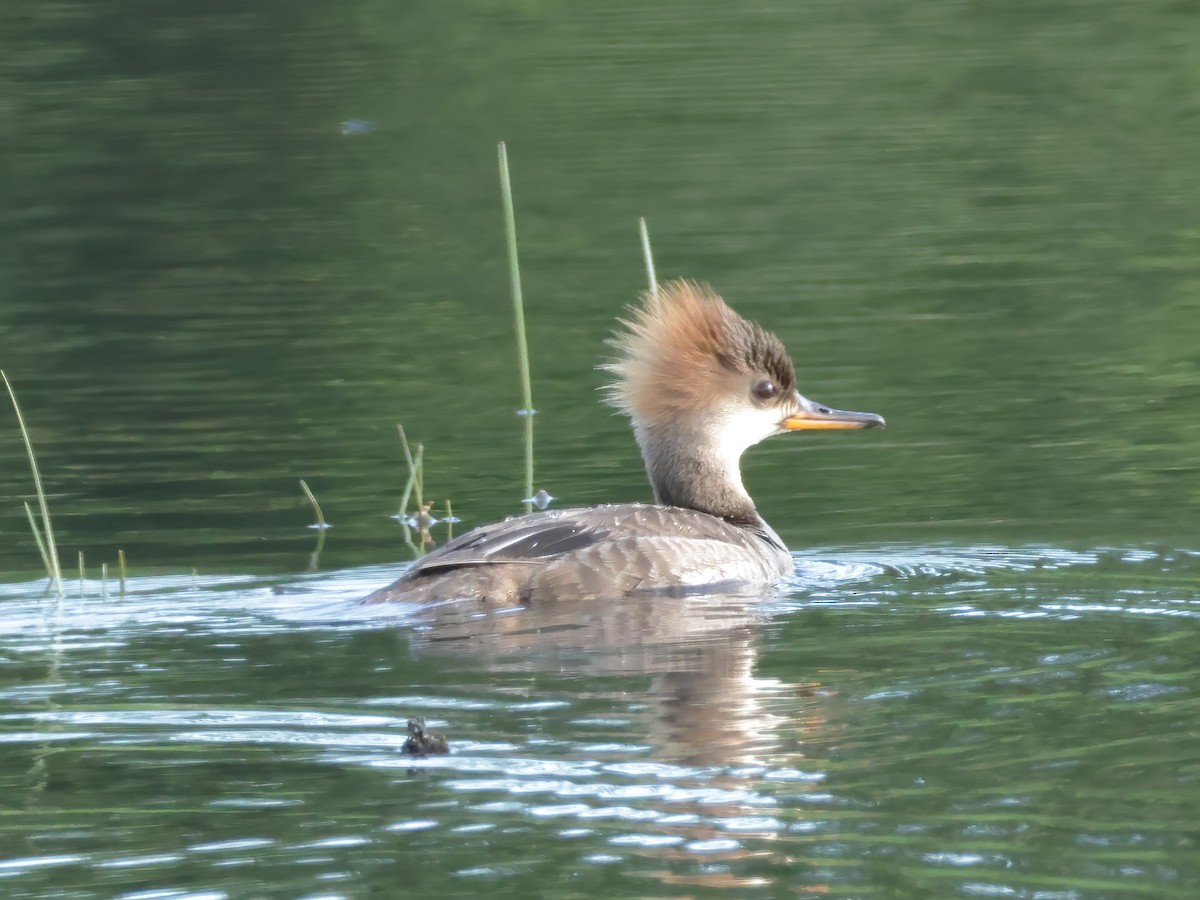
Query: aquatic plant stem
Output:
[[396, 432, 426, 560], [118, 549, 127, 596], [498, 142, 535, 515], [3, 371, 64, 597], [414, 445, 425, 512], [396, 425, 425, 519], [396, 425, 415, 516], [299, 479, 328, 572], [411, 444, 425, 513], [639, 217, 658, 301], [22, 502, 53, 586], [299, 479, 326, 528]]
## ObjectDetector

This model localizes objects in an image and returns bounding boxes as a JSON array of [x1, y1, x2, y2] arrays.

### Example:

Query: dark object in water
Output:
[[402, 716, 449, 756]]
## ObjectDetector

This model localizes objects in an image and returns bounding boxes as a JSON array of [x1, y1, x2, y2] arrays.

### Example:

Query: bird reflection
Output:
[[392, 590, 829, 890], [405, 591, 822, 766]]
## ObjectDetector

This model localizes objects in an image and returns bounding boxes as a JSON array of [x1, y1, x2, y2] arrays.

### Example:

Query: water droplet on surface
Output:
[[339, 119, 375, 135], [523, 489, 555, 510]]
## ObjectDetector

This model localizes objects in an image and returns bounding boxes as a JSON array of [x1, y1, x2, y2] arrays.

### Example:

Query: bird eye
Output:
[[751, 380, 779, 402]]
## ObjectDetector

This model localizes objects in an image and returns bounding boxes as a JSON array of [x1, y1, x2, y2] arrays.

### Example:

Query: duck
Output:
[[363, 279, 883, 605], [401, 716, 450, 756]]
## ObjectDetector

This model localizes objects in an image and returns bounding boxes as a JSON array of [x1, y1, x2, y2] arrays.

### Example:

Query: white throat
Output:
[[631, 404, 782, 518], [709, 404, 785, 494]]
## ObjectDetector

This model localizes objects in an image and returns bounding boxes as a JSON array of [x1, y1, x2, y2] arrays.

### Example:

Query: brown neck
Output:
[[634, 422, 761, 526]]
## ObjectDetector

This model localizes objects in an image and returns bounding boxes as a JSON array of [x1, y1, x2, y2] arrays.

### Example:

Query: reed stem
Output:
[[396, 425, 414, 515], [118, 549, 127, 596], [299, 479, 327, 528], [299, 480, 328, 571], [396, 425, 427, 520], [3, 371, 63, 597], [414, 444, 425, 512], [498, 142, 535, 514], [639, 217, 658, 301], [22, 501, 53, 585]]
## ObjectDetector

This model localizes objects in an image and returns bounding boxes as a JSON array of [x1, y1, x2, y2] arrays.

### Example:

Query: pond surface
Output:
[[2, 0, 1200, 896], [3, 549, 1199, 897]]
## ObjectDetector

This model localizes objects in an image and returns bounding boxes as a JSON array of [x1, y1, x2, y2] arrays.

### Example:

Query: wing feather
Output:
[[366, 503, 789, 604], [402, 512, 611, 577]]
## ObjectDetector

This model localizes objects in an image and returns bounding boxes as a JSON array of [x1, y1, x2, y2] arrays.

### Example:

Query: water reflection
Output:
[[404, 594, 774, 762], [393, 590, 823, 890], [1, 545, 1198, 895]]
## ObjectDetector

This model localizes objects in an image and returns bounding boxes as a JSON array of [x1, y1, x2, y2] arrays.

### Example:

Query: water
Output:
[[3, 549, 1198, 896], [3, 0, 1200, 896]]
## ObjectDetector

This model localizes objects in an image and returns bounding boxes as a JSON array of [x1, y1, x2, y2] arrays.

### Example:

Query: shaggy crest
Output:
[[602, 280, 796, 421]]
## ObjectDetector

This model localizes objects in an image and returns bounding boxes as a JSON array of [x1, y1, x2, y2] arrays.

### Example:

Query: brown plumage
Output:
[[364, 280, 884, 606], [603, 280, 797, 420]]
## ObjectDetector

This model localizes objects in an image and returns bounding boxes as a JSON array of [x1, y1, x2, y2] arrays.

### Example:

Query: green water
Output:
[[2, 0, 1200, 896]]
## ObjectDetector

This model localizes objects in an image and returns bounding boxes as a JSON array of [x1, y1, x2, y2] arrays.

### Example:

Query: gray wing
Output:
[[523, 534, 790, 602], [367, 504, 788, 605], [402, 503, 763, 577], [401, 509, 614, 577]]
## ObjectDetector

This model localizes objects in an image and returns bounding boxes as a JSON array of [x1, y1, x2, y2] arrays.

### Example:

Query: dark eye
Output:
[[751, 379, 779, 402]]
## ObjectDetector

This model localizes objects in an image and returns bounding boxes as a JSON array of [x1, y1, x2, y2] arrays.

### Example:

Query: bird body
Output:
[[363, 503, 789, 605], [365, 280, 883, 605]]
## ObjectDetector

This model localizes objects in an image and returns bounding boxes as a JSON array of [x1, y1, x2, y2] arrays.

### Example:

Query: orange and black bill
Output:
[[783, 394, 886, 431]]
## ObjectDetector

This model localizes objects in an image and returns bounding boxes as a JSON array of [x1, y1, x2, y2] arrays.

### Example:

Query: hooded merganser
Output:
[[364, 280, 884, 605]]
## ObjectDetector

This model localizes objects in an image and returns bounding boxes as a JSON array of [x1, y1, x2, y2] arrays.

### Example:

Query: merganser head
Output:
[[603, 280, 884, 459]]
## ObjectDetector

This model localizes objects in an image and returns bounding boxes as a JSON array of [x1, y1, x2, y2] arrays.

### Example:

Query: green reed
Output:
[[22, 502, 54, 586], [396, 424, 425, 517], [3, 371, 64, 596], [299, 479, 327, 529], [639, 217, 659, 300], [299, 479, 328, 571], [497, 142, 535, 515]]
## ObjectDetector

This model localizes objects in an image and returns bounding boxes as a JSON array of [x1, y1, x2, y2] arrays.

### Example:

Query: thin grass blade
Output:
[[4, 372, 64, 596]]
